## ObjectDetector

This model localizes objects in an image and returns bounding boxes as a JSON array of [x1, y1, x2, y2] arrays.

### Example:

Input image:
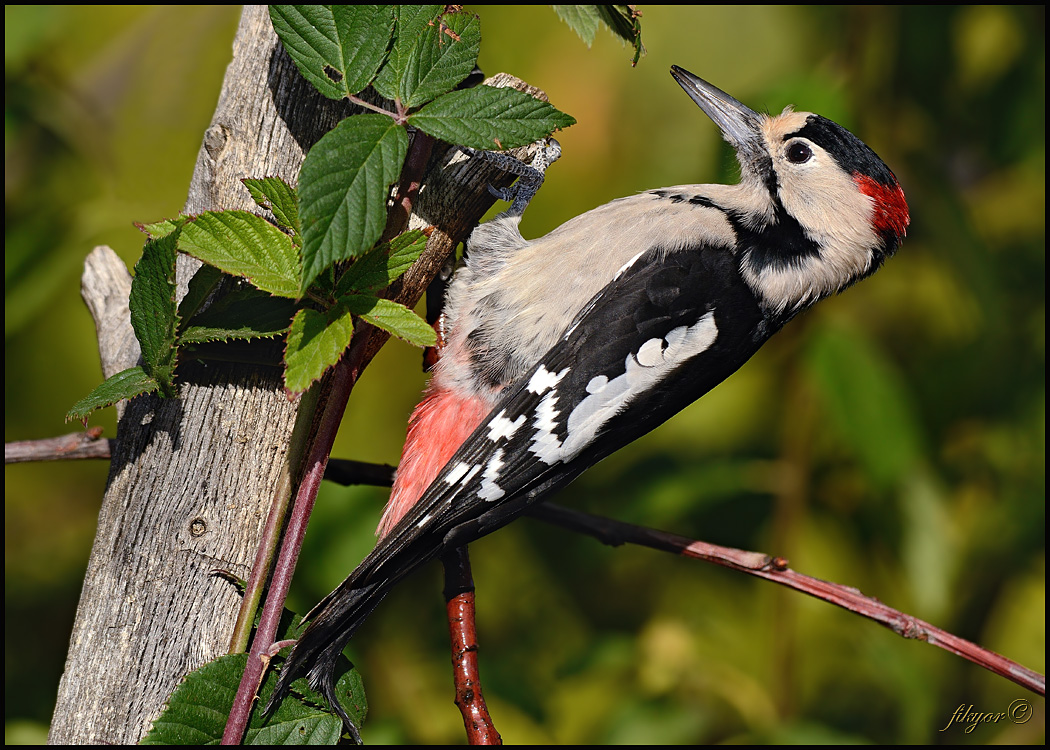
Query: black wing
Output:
[[271, 240, 774, 727]]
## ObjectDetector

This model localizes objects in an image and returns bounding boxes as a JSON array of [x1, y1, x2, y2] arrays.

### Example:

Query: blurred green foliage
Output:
[[4, 5, 1044, 745]]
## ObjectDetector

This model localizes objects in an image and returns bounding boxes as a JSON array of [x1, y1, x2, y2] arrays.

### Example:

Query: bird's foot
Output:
[[460, 137, 561, 217]]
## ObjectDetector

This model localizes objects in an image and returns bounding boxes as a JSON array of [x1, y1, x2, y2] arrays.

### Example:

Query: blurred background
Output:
[[5, 5, 1044, 744]]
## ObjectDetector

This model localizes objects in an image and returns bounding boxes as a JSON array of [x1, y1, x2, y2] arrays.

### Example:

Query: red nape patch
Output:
[[854, 173, 910, 240], [376, 386, 491, 538]]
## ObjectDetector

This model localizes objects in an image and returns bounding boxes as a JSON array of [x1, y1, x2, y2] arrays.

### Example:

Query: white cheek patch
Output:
[[746, 119, 881, 315], [487, 410, 526, 442], [477, 449, 506, 501], [530, 313, 719, 465]]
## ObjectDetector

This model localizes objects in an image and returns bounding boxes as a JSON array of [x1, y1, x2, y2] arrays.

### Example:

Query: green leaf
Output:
[[372, 5, 443, 101], [139, 653, 344, 745], [243, 177, 301, 241], [399, 10, 481, 108], [340, 294, 436, 347], [135, 216, 187, 239], [142, 606, 364, 745], [288, 665, 367, 735], [596, 6, 645, 65], [335, 229, 427, 296], [131, 233, 180, 396], [552, 6, 645, 65], [283, 306, 355, 393], [552, 5, 600, 46], [178, 211, 302, 299], [267, 612, 368, 730], [408, 86, 576, 150], [179, 288, 295, 344], [298, 115, 409, 293], [269, 5, 395, 100], [66, 367, 160, 423]]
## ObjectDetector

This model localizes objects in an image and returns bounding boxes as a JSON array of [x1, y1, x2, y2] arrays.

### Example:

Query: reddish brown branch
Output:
[[12, 438, 1044, 698], [383, 131, 436, 243], [441, 546, 502, 745], [4, 440, 398, 491], [527, 502, 1047, 697], [5, 429, 112, 464]]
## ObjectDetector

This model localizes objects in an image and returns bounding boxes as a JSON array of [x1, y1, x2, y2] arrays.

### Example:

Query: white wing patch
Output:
[[635, 337, 666, 367], [529, 390, 564, 464], [586, 375, 608, 393], [530, 313, 719, 465], [445, 461, 481, 487], [527, 365, 569, 395], [478, 449, 506, 501], [487, 410, 526, 442]]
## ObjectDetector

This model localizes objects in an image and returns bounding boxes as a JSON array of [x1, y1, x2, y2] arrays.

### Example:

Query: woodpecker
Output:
[[270, 66, 909, 731]]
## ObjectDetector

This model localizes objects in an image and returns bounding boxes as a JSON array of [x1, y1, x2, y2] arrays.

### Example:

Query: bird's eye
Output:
[[785, 141, 813, 164]]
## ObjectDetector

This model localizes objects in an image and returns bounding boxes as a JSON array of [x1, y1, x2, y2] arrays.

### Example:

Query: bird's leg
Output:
[[460, 137, 562, 217]]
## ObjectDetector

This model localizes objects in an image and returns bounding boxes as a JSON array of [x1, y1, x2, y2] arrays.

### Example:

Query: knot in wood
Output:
[[203, 124, 228, 159]]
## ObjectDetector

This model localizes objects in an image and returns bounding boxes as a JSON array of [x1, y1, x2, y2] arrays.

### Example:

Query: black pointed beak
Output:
[[671, 66, 766, 164]]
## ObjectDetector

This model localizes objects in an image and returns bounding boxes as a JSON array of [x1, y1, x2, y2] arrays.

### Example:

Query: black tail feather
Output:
[[265, 579, 389, 741]]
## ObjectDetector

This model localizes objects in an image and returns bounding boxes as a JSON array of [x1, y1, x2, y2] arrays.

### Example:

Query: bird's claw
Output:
[[460, 137, 562, 217], [487, 183, 515, 202]]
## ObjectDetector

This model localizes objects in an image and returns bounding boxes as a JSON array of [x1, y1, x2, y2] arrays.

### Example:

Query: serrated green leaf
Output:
[[553, 5, 600, 46], [340, 294, 436, 347], [372, 5, 442, 101], [298, 115, 409, 293], [596, 5, 645, 65], [131, 233, 180, 396], [243, 177, 301, 242], [142, 607, 364, 745], [552, 6, 643, 64], [269, 5, 395, 100], [247, 714, 341, 745], [283, 306, 355, 393], [400, 10, 481, 108], [139, 653, 346, 746], [179, 289, 295, 344], [265, 612, 368, 729], [408, 86, 576, 150], [335, 229, 427, 296], [179, 211, 302, 299], [66, 367, 160, 423], [136, 216, 187, 239]]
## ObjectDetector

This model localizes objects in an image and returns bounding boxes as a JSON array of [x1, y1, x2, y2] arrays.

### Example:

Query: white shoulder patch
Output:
[[530, 313, 719, 465]]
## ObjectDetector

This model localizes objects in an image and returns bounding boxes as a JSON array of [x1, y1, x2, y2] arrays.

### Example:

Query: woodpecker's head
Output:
[[670, 66, 909, 318]]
